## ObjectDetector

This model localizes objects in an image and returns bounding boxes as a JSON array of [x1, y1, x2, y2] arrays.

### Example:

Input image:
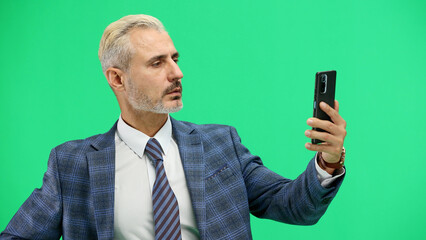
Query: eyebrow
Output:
[[147, 52, 179, 65]]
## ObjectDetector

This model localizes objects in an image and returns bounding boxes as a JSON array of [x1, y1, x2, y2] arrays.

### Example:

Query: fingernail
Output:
[[305, 130, 310, 136], [307, 119, 313, 125], [320, 102, 326, 108]]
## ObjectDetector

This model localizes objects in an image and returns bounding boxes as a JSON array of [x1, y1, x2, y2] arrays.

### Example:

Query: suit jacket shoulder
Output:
[[54, 121, 117, 154]]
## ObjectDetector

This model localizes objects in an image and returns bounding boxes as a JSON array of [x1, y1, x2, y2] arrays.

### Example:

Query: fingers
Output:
[[319, 101, 346, 127], [334, 100, 339, 112], [305, 142, 341, 162], [305, 142, 338, 154], [305, 100, 347, 164], [307, 118, 347, 137], [305, 129, 343, 146]]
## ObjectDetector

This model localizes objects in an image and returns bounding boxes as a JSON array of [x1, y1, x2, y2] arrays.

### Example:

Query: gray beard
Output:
[[126, 78, 183, 114]]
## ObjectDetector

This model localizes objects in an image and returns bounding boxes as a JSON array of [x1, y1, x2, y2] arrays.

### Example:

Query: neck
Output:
[[121, 110, 168, 137]]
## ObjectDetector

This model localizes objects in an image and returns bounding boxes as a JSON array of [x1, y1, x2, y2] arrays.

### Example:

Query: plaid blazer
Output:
[[1, 118, 344, 240]]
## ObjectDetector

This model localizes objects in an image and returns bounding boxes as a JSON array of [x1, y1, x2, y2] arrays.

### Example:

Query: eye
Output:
[[173, 58, 179, 64], [152, 61, 162, 67]]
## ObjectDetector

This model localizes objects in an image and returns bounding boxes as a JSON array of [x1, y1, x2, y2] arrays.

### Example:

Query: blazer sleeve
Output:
[[1, 148, 63, 240], [229, 126, 344, 225]]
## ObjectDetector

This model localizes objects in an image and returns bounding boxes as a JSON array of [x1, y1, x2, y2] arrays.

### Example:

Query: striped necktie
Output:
[[145, 138, 182, 240]]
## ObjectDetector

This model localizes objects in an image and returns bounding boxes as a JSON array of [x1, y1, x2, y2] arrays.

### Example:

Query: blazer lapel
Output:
[[86, 122, 117, 240], [171, 118, 206, 239], [84, 119, 206, 239]]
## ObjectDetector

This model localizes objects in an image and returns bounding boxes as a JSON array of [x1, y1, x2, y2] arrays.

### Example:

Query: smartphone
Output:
[[312, 70, 336, 144]]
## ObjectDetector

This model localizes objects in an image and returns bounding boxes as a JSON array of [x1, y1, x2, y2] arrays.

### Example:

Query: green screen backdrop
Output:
[[1, 0, 425, 239]]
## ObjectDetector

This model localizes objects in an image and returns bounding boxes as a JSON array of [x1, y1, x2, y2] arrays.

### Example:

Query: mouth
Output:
[[167, 88, 182, 95]]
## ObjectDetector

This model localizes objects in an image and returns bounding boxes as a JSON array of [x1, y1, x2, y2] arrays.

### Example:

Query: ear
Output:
[[105, 67, 126, 92]]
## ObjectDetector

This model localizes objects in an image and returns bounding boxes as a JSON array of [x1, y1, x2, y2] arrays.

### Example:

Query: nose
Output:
[[168, 59, 183, 82]]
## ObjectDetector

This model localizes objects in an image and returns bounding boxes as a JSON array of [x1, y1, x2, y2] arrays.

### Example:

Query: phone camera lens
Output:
[[320, 74, 327, 94]]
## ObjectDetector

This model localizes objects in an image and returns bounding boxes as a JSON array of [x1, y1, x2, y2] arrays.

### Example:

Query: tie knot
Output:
[[145, 138, 164, 164]]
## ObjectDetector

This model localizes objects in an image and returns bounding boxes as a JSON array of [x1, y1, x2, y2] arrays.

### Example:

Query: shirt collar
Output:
[[117, 114, 172, 159]]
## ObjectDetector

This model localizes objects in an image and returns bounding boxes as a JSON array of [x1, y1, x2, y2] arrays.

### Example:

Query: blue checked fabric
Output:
[[145, 138, 182, 240], [1, 118, 344, 239]]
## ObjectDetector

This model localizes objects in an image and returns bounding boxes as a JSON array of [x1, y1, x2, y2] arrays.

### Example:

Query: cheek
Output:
[[142, 82, 165, 100], [129, 70, 167, 98]]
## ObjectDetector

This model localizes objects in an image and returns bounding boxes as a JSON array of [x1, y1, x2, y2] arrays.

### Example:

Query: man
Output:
[[1, 14, 347, 240]]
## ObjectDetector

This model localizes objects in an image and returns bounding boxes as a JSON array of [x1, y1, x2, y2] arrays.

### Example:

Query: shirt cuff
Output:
[[315, 153, 345, 188]]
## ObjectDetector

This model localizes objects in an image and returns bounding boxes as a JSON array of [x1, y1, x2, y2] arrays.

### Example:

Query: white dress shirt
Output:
[[113, 115, 344, 239], [113, 115, 199, 240], [315, 153, 345, 187]]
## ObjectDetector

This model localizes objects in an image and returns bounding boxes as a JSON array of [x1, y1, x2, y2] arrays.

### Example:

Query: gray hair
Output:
[[98, 14, 165, 74]]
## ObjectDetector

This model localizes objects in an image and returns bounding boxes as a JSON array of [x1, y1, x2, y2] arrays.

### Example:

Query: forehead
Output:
[[129, 28, 176, 60]]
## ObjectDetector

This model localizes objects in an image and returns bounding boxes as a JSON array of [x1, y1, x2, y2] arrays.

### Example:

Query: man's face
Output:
[[125, 28, 183, 114]]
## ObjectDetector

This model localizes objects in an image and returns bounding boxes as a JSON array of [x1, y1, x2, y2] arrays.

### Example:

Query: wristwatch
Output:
[[318, 147, 345, 169]]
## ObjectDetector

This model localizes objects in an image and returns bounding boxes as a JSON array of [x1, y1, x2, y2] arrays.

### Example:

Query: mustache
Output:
[[163, 81, 182, 96]]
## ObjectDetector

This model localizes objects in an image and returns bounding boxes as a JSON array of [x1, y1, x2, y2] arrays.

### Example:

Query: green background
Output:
[[1, 0, 425, 239]]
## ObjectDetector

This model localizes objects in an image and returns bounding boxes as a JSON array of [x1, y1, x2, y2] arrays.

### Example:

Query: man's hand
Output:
[[304, 100, 347, 167]]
